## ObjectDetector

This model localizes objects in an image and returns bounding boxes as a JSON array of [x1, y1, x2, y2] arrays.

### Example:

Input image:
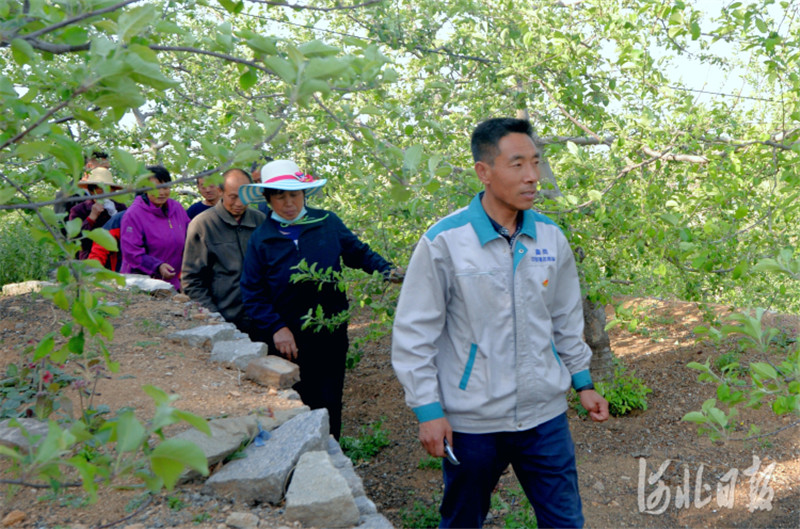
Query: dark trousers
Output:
[[267, 325, 348, 440], [440, 413, 584, 529]]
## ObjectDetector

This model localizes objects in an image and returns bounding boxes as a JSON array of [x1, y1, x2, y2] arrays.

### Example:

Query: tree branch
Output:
[[20, 0, 143, 40], [245, 0, 382, 11], [641, 146, 708, 164], [148, 45, 272, 74], [732, 419, 800, 441], [534, 78, 603, 143], [0, 85, 88, 152]]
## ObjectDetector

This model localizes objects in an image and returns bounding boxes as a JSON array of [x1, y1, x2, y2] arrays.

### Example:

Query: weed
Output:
[[491, 485, 537, 529], [0, 214, 59, 287], [340, 418, 391, 463], [39, 491, 90, 508], [193, 512, 212, 524], [166, 495, 185, 511], [572, 360, 651, 417], [417, 455, 443, 470], [135, 319, 164, 335], [400, 495, 441, 529]]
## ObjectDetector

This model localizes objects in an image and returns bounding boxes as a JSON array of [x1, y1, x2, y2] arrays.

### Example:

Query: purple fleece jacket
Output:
[[120, 195, 189, 290]]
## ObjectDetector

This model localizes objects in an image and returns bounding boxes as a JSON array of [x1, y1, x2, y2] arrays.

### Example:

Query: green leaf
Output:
[[682, 411, 707, 424], [218, 0, 244, 14], [690, 21, 701, 40], [755, 18, 768, 33], [239, 68, 258, 91], [566, 141, 579, 156], [403, 145, 424, 174], [142, 385, 172, 406], [245, 35, 278, 55], [150, 439, 209, 489], [263, 57, 296, 83], [33, 333, 56, 361], [118, 4, 157, 43], [10, 38, 36, 66], [298, 40, 340, 57], [305, 57, 349, 80], [116, 410, 146, 453], [0, 187, 16, 205], [67, 217, 83, 241], [172, 410, 211, 436], [126, 53, 178, 90], [85, 228, 118, 252], [750, 362, 778, 380], [67, 332, 85, 355]]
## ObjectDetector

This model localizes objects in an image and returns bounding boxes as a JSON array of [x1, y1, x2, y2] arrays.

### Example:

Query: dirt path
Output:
[[1, 290, 798, 528]]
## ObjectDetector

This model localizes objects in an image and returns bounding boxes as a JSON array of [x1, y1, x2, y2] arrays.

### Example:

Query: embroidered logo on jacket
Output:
[[530, 248, 556, 264]]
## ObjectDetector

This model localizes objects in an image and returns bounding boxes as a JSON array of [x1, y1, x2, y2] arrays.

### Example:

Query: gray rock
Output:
[[357, 514, 395, 529], [204, 408, 329, 504], [244, 356, 300, 389], [326, 436, 365, 497], [355, 495, 378, 515], [0, 418, 49, 452], [1, 280, 53, 297], [277, 388, 301, 401], [122, 274, 175, 296], [224, 512, 258, 529], [284, 451, 360, 528], [167, 323, 238, 349], [175, 408, 310, 482], [210, 339, 267, 369]]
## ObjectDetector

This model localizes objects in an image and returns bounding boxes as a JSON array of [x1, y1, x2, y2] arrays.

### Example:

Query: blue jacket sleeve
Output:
[[331, 213, 393, 275], [240, 231, 286, 337]]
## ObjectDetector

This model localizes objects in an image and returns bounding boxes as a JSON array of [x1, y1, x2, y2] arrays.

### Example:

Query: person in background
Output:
[[68, 168, 127, 260], [182, 169, 265, 332], [88, 210, 125, 271], [239, 159, 399, 440], [392, 118, 609, 528], [120, 166, 189, 290], [187, 176, 222, 220], [55, 151, 112, 217]]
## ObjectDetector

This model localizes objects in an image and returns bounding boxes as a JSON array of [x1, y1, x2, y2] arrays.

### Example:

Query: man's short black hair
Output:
[[471, 118, 534, 164], [147, 165, 171, 184], [221, 168, 252, 191]]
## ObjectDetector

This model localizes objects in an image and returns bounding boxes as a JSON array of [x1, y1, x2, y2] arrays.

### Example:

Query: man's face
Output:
[[475, 132, 541, 214], [268, 190, 304, 221], [198, 177, 222, 204], [222, 173, 249, 220]]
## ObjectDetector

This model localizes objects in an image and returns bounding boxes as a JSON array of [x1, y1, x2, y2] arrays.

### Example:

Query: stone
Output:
[[167, 323, 238, 349], [192, 312, 210, 320], [123, 524, 146, 529], [1, 281, 53, 297], [326, 436, 365, 496], [245, 356, 300, 389], [173, 294, 191, 303], [204, 408, 329, 504], [278, 389, 301, 401], [1, 510, 25, 527], [175, 408, 309, 483], [284, 451, 359, 528], [357, 514, 394, 529], [0, 418, 49, 452], [354, 495, 377, 515], [210, 339, 268, 370], [122, 274, 175, 296], [225, 512, 258, 529]]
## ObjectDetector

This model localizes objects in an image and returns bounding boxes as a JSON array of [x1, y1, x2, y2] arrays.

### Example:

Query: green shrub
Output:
[[417, 455, 443, 470], [491, 485, 538, 529], [597, 361, 652, 416], [339, 418, 390, 463], [0, 214, 59, 287], [401, 496, 441, 529]]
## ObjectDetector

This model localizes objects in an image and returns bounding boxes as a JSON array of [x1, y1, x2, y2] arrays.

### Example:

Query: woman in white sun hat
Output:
[[239, 159, 400, 439], [68, 167, 128, 260]]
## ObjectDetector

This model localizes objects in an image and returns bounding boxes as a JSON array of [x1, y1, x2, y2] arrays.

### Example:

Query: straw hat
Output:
[[238, 160, 326, 205], [78, 168, 123, 190]]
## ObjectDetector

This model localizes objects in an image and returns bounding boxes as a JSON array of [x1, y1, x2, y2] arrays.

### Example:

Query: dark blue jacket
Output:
[[241, 207, 392, 338]]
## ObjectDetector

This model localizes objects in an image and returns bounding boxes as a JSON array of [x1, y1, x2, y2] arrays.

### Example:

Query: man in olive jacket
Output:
[[182, 169, 265, 332]]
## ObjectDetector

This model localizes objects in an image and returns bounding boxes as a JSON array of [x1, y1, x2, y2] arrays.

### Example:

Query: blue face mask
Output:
[[271, 207, 307, 225]]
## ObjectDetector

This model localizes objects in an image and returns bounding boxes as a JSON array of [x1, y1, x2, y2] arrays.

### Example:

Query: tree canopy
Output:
[[1, 0, 799, 311]]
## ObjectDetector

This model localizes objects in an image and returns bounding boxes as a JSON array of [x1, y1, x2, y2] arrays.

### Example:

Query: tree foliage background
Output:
[[2, 0, 798, 313]]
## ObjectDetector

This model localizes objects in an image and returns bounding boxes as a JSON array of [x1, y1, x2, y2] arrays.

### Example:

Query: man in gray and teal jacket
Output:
[[392, 118, 609, 529]]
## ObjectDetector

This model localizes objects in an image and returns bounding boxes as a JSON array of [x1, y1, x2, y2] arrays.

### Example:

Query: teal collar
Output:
[[468, 193, 538, 246]]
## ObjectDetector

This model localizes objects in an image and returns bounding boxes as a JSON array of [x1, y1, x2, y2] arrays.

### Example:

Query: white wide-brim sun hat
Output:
[[239, 159, 326, 205]]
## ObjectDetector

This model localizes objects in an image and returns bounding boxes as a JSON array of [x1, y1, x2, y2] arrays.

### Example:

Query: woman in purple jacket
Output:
[[120, 166, 190, 290]]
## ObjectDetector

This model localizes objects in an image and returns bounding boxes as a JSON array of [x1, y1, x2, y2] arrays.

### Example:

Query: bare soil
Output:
[[0, 289, 799, 528]]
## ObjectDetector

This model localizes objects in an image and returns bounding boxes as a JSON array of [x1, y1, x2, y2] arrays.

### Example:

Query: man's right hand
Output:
[[273, 327, 298, 360], [419, 417, 452, 458]]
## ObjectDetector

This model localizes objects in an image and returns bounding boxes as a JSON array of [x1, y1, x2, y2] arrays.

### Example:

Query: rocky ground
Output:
[[0, 287, 799, 528]]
